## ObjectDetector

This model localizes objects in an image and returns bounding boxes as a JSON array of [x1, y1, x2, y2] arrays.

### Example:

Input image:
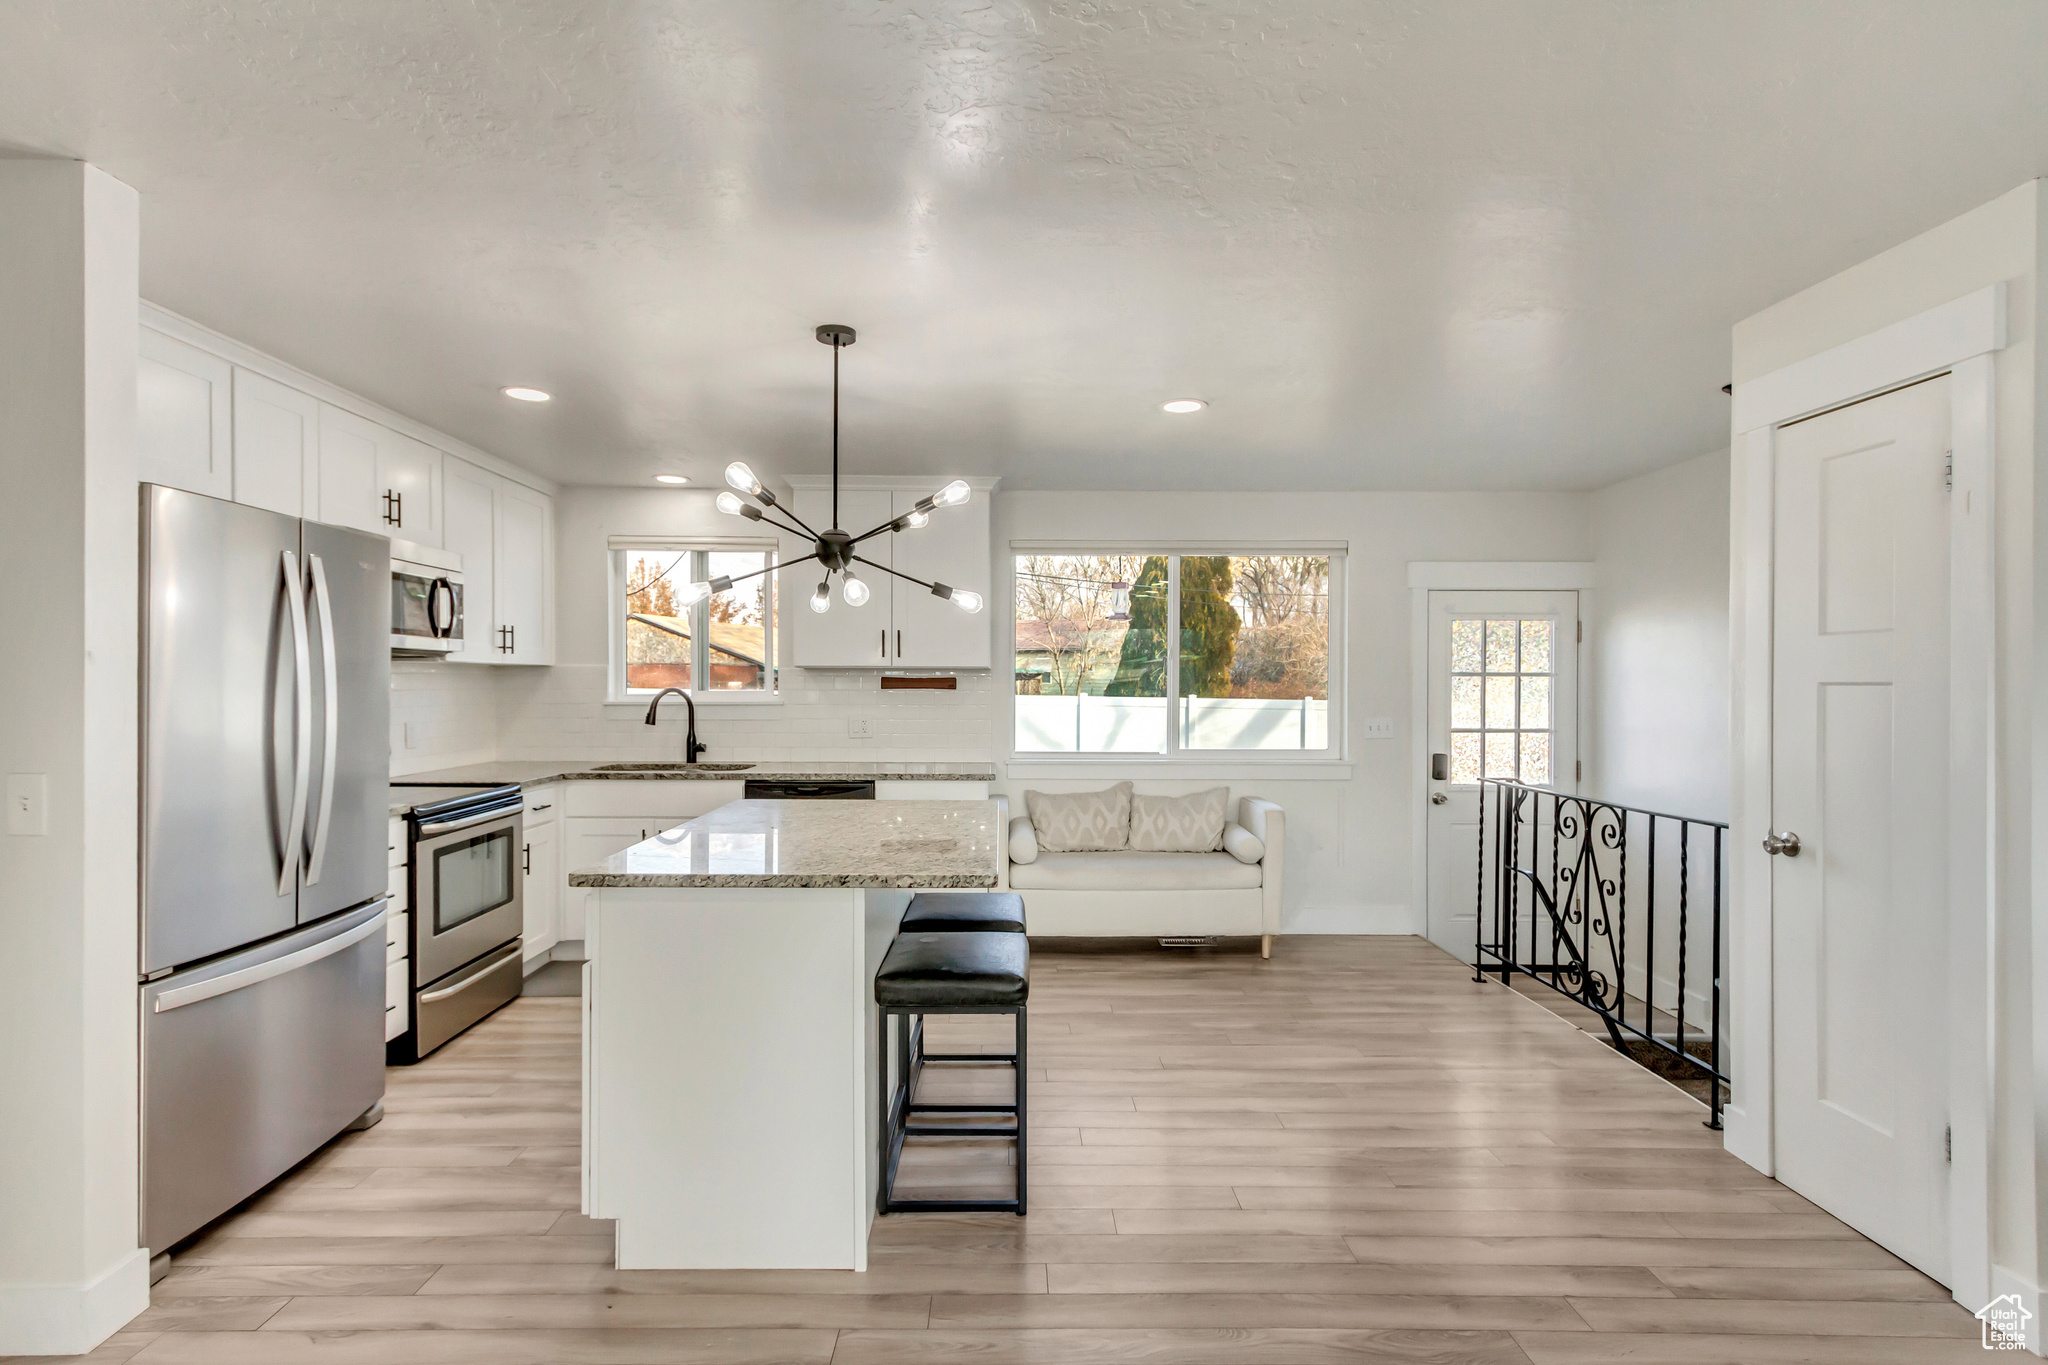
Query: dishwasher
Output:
[[744, 779, 876, 800]]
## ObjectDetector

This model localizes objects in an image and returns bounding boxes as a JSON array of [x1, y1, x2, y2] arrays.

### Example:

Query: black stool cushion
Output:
[[901, 891, 1026, 934], [876, 931, 1029, 1009]]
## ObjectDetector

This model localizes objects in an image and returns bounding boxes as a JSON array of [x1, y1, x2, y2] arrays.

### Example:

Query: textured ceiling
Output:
[[4, 2, 2047, 490]]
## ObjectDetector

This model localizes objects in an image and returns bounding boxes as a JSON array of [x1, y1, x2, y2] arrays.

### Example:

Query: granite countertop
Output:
[[392, 760, 995, 788], [568, 798, 1000, 890]]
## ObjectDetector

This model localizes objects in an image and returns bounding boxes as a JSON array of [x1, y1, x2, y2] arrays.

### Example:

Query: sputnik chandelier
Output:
[[678, 324, 984, 617]]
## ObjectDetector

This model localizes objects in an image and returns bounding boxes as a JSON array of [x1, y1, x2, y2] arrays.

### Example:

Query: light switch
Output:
[[6, 774, 48, 836], [1359, 717, 1395, 739]]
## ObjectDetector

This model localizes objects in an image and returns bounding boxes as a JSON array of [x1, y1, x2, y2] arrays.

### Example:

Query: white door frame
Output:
[[1728, 283, 2003, 1310], [1406, 562, 1596, 937]]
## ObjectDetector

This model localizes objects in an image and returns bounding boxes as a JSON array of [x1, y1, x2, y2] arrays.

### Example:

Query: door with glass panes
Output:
[[1425, 591, 1578, 960]]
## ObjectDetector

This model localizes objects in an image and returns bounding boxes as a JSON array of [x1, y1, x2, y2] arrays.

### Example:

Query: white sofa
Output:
[[994, 794, 1284, 957]]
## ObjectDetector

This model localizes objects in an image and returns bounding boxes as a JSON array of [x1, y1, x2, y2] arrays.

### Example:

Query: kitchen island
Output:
[[570, 798, 1002, 1270]]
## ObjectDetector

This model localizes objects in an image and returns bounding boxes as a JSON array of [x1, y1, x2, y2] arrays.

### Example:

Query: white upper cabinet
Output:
[[889, 488, 991, 669], [231, 368, 318, 518], [442, 454, 553, 666], [380, 431, 442, 545], [495, 479, 554, 664], [787, 480, 993, 669], [790, 489, 892, 668], [315, 403, 386, 535], [138, 330, 232, 499], [316, 403, 442, 544], [441, 456, 497, 664]]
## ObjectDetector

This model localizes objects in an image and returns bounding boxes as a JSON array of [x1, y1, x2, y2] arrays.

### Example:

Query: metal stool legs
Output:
[[878, 1004, 1027, 1215]]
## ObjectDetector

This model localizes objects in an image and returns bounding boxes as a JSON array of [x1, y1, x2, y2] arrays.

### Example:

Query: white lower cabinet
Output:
[[522, 786, 561, 967], [386, 816, 410, 1041], [558, 782, 744, 941]]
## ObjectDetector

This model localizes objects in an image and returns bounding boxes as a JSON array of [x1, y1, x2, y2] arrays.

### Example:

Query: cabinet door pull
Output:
[[880, 629, 887, 658], [523, 842, 532, 875], [392, 490, 403, 526], [897, 629, 902, 657]]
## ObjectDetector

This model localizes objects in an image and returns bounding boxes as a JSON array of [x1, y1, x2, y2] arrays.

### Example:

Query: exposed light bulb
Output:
[[841, 572, 870, 607], [950, 588, 984, 614], [809, 580, 832, 614], [716, 491, 745, 515], [933, 479, 972, 507], [902, 509, 930, 529], [676, 580, 715, 608], [724, 461, 763, 495]]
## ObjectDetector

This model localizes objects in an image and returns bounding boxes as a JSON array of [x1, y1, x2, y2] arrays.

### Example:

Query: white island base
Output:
[[582, 884, 911, 1269]]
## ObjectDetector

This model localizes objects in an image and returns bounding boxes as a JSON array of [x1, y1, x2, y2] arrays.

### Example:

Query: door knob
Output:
[[1430, 793, 1449, 805], [1762, 831, 1801, 857]]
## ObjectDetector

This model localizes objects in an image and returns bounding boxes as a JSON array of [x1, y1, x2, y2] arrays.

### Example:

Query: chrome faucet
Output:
[[643, 687, 708, 763]]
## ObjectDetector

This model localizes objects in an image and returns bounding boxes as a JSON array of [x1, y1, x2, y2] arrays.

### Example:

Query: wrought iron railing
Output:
[[1474, 780, 1728, 1129]]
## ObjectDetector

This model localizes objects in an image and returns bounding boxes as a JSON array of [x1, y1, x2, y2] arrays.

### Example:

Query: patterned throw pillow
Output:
[[1129, 787, 1229, 852], [1025, 783, 1134, 852]]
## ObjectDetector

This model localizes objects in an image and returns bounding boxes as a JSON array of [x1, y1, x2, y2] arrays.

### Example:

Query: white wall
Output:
[[1729, 179, 2042, 1330], [390, 661, 502, 776], [1585, 447, 1732, 821], [491, 487, 995, 766], [0, 161, 150, 1354], [992, 490, 1593, 934]]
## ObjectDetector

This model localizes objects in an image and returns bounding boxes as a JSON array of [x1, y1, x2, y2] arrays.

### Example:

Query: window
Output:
[[610, 545, 776, 699], [1447, 617, 1552, 785], [1013, 552, 1336, 756]]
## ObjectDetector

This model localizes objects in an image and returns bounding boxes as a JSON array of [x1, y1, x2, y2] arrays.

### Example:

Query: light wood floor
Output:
[[31, 936, 1981, 1363]]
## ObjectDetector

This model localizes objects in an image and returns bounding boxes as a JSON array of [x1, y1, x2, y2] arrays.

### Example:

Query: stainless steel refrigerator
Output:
[[140, 484, 392, 1254]]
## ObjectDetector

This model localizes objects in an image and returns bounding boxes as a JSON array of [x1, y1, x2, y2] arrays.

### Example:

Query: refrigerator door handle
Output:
[[279, 549, 312, 897], [305, 552, 340, 885], [152, 905, 387, 1013]]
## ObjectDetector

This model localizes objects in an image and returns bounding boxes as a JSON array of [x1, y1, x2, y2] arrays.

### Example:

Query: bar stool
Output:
[[900, 891, 1027, 934], [899, 893, 1026, 1068], [875, 930, 1028, 1215]]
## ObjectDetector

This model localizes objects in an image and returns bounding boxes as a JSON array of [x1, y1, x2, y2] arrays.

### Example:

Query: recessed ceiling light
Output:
[[502, 386, 551, 402], [1161, 399, 1206, 414], [653, 474, 689, 485]]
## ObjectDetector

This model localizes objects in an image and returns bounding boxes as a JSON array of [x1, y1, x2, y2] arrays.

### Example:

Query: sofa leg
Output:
[[1261, 934, 1272, 960]]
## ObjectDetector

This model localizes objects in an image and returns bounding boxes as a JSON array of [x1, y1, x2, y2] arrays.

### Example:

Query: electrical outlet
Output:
[[848, 717, 874, 738], [403, 722, 418, 750], [1359, 717, 1395, 739], [6, 774, 48, 836]]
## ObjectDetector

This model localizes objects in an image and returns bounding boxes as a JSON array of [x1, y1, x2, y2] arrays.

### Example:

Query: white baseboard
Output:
[[1280, 903, 1417, 935], [0, 1246, 150, 1356], [1987, 1264, 2044, 1355]]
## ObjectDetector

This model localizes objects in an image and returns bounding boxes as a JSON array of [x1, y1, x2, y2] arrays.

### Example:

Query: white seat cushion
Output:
[[1009, 850, 1262, 892]]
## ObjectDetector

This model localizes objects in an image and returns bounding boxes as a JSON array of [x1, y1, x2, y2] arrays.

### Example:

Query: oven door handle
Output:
[[420, 940, 522, 1003], [417, 806, 521, 839]]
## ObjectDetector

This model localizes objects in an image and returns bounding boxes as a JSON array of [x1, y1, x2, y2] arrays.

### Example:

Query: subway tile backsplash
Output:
[[389, 661, 995, 774]]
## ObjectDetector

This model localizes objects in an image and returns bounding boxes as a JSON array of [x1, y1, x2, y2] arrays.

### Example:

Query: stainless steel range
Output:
[[387, 784, 525, 1062]]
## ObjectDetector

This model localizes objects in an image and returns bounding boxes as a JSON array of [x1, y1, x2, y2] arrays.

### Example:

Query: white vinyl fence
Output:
[[1015, 694, 1329, 753]]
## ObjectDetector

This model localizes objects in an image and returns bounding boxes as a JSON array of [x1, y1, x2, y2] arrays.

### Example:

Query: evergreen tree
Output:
[[1176, 556, 1241, 698], [1104, 557, 1169, 695], [1103, 557, 1240, 698]]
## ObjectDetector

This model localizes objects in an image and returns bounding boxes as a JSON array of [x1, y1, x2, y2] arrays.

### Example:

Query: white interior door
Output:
[[1425, 591, 1578, 960], [1770, 375, 1951, 1281]]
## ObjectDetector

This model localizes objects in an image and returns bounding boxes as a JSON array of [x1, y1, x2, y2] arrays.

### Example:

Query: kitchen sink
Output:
[[591, 762, 756, 772]]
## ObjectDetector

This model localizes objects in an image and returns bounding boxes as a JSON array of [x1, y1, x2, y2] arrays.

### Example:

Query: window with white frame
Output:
[[1012, 551, 1339, 756], [609, 544, 777, 698]]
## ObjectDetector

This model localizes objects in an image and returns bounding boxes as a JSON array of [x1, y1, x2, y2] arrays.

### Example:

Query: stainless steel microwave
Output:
[[391, 539, 464, 658]]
